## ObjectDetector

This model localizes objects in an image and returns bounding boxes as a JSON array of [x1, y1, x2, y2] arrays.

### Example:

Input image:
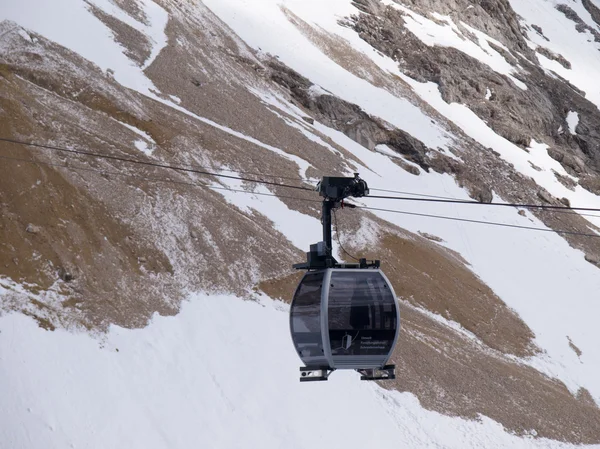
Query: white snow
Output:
[[485, 87, 492, 100], [136, 0, 169, 69], [134, 139, 153, 156], [115, 119, 156, 143], [509, 0, 600, 109], [2, 294, 598, 449], [0, 276, 38, 298], [16, 27, 34, 42], [113, 119, 155, 155], [209, 170, 320, 252], [1, 0, 168, 94], [566, 110, 579, 135]]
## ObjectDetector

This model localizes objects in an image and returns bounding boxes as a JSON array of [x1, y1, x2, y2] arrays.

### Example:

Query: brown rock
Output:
[[58, 267, 74, 282], [537, 190, 554, 203], [25, 223, 41, 234]]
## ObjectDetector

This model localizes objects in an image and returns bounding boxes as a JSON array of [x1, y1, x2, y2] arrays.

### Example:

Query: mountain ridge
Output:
[[2, 0, 600, 446]]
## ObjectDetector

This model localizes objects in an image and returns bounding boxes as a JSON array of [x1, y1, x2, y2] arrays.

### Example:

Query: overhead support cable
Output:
[[367, 194, 600, 213], [2, 136, 600, 237], [351, 205, 600, 239], [0, 137, 315, 192], [0, 153, 322, 204], [369, 188, 458, 201]]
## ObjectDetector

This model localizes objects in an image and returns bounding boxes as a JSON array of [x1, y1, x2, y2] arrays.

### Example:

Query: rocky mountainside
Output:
[[2, 0, 600, 447]]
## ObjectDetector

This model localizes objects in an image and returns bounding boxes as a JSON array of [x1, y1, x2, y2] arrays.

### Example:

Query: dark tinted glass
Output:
[[328, 271, 397, 356], [291, 272, 325, 364]]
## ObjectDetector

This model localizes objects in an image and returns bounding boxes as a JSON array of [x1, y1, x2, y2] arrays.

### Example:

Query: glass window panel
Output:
[[291, 272, 325, 363], [328, 271, 397, 356]]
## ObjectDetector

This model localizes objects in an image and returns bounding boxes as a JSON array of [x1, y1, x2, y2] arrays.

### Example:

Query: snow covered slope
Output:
[[1, 0, 168, 93], [1, 293, 596, 449], [2, 0, 600, 447]]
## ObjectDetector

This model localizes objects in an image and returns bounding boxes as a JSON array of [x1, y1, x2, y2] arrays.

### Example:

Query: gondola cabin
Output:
[[291, 174, 401, 381], [290, 268, 400, 381]]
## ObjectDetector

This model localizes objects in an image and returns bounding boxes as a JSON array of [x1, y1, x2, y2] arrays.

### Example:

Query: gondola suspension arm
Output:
[[293, 173, 377, 270]]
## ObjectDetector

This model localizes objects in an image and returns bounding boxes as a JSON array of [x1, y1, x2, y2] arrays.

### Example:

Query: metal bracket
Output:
[[299, 366, 335, 382], [317, 173, 369, 201], [295, 174, 377, 271], [357, 365, 396, 381]]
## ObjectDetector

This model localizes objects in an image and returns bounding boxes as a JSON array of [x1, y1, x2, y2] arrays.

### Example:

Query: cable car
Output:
[[291, 267, 400, 381], [290, 175, 400, 382]]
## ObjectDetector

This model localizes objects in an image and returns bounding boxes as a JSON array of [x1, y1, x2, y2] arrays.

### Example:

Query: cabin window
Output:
[[291, 271, 325, 363], [328, 271, 396, 356]]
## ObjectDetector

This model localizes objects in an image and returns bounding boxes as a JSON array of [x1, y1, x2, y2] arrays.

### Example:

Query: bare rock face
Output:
[[267, 58, 312, 98], [310, 94, 387, 149], [531, 24, 550, 41], [385, 129, 431, 169], [470, 0, 531, 52], [556, 3, 600, 42], [548, 148, 587, 176], [348, 0, 600, 178], [537, 190, 554, 204], [580, 175, 600, 195], [267, 58, 431, 170], [87, 3, 152, 66], [58, 267, 74, 282], [338, 0, 600, 271], [536, 46, 572, 69], [349, 5, 544, 152], [585, 254, 600, 267], [583, 0, 600, 28]]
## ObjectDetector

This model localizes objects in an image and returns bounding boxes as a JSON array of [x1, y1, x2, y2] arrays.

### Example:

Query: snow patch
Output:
[[155, 97, 315, 179], [115, 119, 156, 143], [134, 139, 153, 156], [209, 170, 320, 251], [1, 0, 168, 96], [510, 0, 600, 109], [16, 28, 34, 42], [566, 110, 579, 135], [137, 0, 169, 69]]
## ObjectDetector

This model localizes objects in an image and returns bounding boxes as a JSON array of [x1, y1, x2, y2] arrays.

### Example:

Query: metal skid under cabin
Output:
[[290, 175, 401, 382]]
